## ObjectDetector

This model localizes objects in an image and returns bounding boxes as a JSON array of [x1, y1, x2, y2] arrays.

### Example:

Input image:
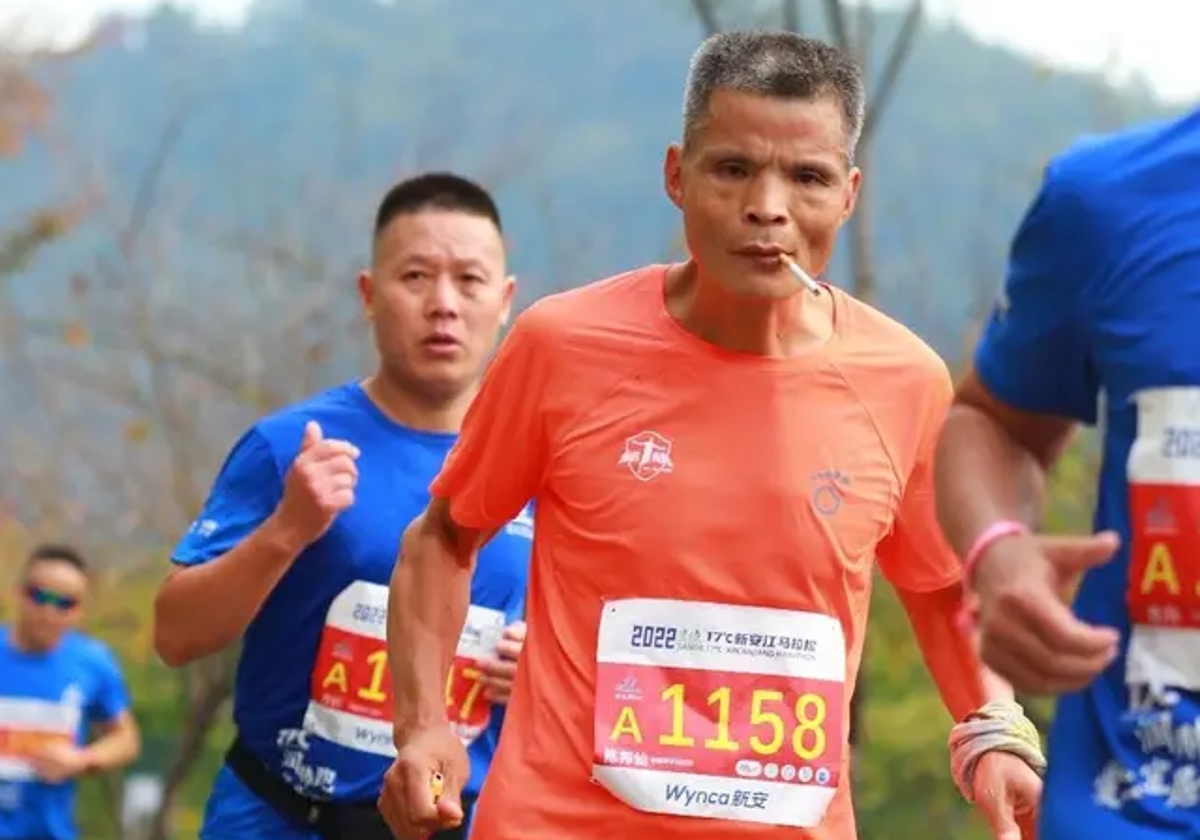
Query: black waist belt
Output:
[[225, 738, 392, 840], [224, 738, 474, 840]]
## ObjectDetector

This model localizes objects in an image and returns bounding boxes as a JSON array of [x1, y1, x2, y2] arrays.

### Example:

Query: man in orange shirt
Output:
[[380, 31, 1044, 840]]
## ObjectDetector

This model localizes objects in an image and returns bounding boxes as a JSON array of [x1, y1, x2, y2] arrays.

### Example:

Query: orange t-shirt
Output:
[[430, 265, 960, 840]]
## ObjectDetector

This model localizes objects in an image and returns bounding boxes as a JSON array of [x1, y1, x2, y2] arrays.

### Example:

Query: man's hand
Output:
[[480, 621, 526, 704], [973, 531, 1121, 694], [31, 740, 88, 784], [276, 421, 359, 546], [971, 751, 1042, 840], [379, 725, 470, 839]]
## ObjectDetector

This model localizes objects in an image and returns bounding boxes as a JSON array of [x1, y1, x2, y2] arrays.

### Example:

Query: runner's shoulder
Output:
[[60, 629, 122, 672], [834, 289, 950, 391], [1040, 111, 1196, 209], [245, 383, 367, 461], [507, 264, 666, 354]]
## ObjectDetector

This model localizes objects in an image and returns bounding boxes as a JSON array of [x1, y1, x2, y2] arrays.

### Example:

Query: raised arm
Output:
[[154, 421, 358, 666]]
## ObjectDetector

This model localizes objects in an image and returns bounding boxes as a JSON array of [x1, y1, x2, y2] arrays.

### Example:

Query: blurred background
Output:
[[0, 0, 1189, 837]]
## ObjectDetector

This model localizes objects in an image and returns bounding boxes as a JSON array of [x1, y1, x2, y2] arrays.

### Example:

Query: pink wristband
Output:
[[962, 519, 1029, 588]]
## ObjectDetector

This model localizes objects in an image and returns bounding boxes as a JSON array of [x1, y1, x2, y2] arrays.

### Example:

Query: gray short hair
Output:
[[683, 31, 865, 162]]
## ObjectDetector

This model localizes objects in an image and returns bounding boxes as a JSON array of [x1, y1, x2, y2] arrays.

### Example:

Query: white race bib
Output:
[[592, 599, 847, 828], [0, 697, 77, 782], [1126, 388, 1200, 691], [304, 581, 506, 755]]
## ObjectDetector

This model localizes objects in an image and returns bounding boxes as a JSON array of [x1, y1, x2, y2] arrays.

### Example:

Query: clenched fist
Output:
[[275, 420, 360, 546]]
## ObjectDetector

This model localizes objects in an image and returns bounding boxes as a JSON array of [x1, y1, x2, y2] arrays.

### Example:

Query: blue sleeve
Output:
[[172, 427, 283, 565], [974, 161, 1103, 424], [87, 643, 131, 725]]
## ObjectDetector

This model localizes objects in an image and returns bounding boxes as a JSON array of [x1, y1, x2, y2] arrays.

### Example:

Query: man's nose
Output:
[[427, 274, 461, 318], [742, 174, 789, 227]]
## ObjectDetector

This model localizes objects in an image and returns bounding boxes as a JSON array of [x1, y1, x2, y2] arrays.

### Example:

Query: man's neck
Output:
[[361, 373, 476, 433], [664, 262, 834, 358]]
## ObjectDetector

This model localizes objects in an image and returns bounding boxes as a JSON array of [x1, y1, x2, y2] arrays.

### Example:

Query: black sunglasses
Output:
[[25, 584, 79, 611]]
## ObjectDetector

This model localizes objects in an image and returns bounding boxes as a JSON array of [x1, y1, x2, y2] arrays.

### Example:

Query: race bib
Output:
[[592, 599, 846, 828], [1126, 387, 1200, 690], [0, 698, 76, 782], [305, 582, 507, 756]]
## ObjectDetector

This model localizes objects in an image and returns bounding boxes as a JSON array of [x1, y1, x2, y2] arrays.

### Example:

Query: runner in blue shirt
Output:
[[0, 544, 141, 840], [153, 172, 532, 840], [935, 109, 1200, 839]]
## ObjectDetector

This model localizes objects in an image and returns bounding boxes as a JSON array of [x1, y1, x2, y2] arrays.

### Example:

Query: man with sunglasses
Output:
[[0, 544, 141, 840]]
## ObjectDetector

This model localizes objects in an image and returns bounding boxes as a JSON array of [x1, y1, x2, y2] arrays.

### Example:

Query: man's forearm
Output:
[[81, 716, 140, 771], [388, 515, 473, 736], [153, 513, 306, 667], [934, 404, 1047, 556], [898, 586, 1013, 722]]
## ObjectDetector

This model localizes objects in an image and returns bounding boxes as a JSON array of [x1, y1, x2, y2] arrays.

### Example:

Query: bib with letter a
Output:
[[305, 581, 509, 757], [592, 598, 846, 827], [1127, 387, 1200, 693]]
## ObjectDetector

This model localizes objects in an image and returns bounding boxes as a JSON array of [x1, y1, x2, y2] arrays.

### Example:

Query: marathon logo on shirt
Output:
[[303, 581, 506, 757], [0, 697, 79, 782]]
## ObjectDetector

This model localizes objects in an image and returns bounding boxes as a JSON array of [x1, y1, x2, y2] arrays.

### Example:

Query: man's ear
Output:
[[664, 143, 686, 210], [500, 275, 516, 326], [357, 270, 375, 321]]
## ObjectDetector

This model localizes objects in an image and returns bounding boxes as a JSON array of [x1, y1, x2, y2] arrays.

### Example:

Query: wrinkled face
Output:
[[664, 88, 861, 299], [16, 559, 86, 651], [359, 209, 513, 402]]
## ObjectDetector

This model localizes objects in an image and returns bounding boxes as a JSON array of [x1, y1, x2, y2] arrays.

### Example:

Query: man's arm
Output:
[[895, 585, 1011, 720], [935, 372, 1077, 559], [386, 305, 555, 741], [154, 516, 309, 666], [875, 363, 1018, 721], [153, 428, 292, 666], [155, 422, 356, 666], [388, 499, 494, 732], [82, 710, 140, 772], [934, 151, 1122, 694], [84, 644, 141, 772]]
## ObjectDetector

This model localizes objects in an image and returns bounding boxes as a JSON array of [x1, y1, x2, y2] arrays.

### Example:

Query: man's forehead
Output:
[[376, 210, 505, 262], [695, 90, 848, 151], [25, 559, 87, 591]]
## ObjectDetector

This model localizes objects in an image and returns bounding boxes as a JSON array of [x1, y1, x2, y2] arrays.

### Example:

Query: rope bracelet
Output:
[[948, 699, 1047, 803]]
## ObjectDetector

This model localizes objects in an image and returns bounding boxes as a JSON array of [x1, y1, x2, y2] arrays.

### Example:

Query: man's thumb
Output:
[[1043, 531, 1120, 573], [435, 791, 464, 825], [301, 420, 323, 451]]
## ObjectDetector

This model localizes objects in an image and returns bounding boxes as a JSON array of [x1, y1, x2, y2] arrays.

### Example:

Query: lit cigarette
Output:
[[780, 254, 821, 296]]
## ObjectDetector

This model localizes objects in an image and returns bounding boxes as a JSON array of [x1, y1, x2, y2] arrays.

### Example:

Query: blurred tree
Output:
[[0, 42, 85, 279]]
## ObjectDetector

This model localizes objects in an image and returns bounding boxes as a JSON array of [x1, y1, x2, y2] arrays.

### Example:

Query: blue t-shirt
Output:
[[976, 108, 1200, 839], [0, 627, 131, 840], [172, 382, 532, 806]]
